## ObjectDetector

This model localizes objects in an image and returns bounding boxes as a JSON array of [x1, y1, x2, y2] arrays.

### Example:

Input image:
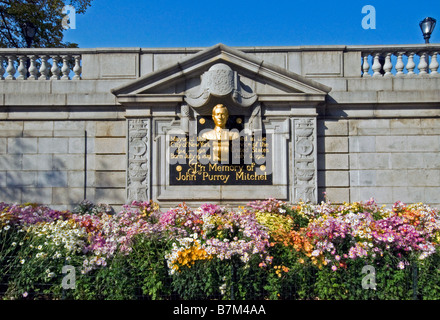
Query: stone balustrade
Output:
[[354, 45, 440, 77], [1, 44, 440, 81], [0, 49, 82, 80]]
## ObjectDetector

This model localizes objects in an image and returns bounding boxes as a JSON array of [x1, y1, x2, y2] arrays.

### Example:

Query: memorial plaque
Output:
[[169, 104, 272, 185]]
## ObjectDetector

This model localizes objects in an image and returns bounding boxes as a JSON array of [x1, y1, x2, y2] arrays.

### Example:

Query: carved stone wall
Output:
[[127, 119, 150, 202], [292, 118, 317, 203]]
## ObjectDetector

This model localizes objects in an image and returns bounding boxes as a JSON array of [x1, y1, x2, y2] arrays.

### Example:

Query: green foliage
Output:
[[0, 0, 93, 48]]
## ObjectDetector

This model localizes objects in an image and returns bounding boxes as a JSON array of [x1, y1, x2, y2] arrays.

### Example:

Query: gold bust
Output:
[[201, 104, 239, 161]]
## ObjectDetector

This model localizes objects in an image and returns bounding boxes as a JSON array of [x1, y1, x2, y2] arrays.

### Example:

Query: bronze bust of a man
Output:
[[201, 104, 239, 161]]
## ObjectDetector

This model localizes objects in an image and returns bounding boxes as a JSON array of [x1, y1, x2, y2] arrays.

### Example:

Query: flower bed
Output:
[[1, 198, 440, 300]]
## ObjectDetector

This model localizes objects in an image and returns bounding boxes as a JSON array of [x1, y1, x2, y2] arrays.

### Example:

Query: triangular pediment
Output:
[[112, 43, 331, 108]]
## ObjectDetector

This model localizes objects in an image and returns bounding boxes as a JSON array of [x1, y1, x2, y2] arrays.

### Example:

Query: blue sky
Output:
[[64, 0, 440, 48]]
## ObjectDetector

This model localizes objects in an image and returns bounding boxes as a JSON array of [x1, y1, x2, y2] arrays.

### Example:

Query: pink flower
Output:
[[331, 265, 337, 271]]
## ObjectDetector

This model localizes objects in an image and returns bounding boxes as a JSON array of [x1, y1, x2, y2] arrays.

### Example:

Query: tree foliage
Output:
[[0, 0, 93, 48]]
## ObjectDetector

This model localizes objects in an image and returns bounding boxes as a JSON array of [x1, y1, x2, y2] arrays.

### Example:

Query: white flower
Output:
[[20, 259, 25, 264], [4, 225, 10, 231]]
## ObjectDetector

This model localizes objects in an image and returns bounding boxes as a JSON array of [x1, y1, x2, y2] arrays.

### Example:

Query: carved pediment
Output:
[[111, 43, 331, 108]]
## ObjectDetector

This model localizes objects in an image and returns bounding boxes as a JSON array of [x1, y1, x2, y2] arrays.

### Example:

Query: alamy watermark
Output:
[[62, 5, 76, 30], [361, 265, 377, 290], [61, 265, 76, 290], [362, 5, 376, 30]]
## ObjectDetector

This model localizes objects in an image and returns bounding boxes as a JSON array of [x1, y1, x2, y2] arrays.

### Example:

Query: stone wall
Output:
[[0, 44, 439, 209], [317, 118, 440, 207], [0, 119, 127, 210]]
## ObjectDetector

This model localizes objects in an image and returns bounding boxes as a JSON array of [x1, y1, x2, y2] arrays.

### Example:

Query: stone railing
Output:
[[0, 49, 83, 80], [1, 45, 440, 81], [349, 44, 440, 77]]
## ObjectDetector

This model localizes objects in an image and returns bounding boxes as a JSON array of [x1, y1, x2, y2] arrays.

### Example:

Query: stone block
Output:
[[51, 80, 97, 94], [348, 78, 393, 92], [407, 169, 440, 187], [22, 154, 52, 170], [100, 53, 139, 79], [52, 187, 86, 205], [318, 120, 348, 136], [423, 153, 440, 169], [407, 136, 440, 152], [94, 188, 125, 204], [6, 171, 36, 187], [375, 136, 407, 152], [37, 171, 68, 187], [0, 187, 22, 203], [68, 171, 95, 188], [96, 121, 126, 137], [7, 137, 38, 154], [52, 154, 85, 171], [95, 154, 126, 171], [22, 187, 52, 205], [318, 137, 348, 153], [319, 170, 349, 187], [0, 121, 23, 131], [154, 53, 187, 71], [5, 93, 66, 106], [302, 51, 342, 77], [352, 187, 393, 204], [95, 171, 126, 188], [391, 153, 425, 170], [349, 136, 376, 153], [287, 52, 302, 75], [53, 121, 86, 137], [343, 51, 362, 77], [81, 54, 100, 80], [254, 52, 286, 69], [68, 137, 95, 154], [375, 169, 408, 187], [350, 153, 390, 170], [66, 93, 117, 106], [424, 187, 440, 205], [0, 171, 5, 187], [23, 121, 54, 137], [38, 138, 69, 153], [0, 138, 5, 153], [318, 187, 349, 203], [313, 78, 347, 91], [140, 54, 154, 76], [318, 154, 349, 170], [392, 187, 425, 204], [0, 154, 22, 170], [95, 138, 126, 154], [350, 170, 376, 187]]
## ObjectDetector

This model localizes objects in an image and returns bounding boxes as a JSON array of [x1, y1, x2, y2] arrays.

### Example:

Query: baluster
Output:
[[61, 55, 70, 80], [406, 52, 416, 76], [383, 52, 393, 77], [17, 55, 27, 80], [0, 55, 4, 80], [362, 53, 371, 77], [395, 52, 405, 77], [28, 55, 38, 80], [429, 52, 439, 76], [72, 55, 81, 80], [417, 52, 428, 75], [5, 55, 16, 80], [50, 55, 60, 80], [39, 55, 50, 80], [372, 52, 383, 77]]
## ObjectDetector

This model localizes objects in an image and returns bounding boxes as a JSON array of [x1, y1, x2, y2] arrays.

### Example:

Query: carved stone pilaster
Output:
[[127, 119, 150, 202], [292, 118, 317, 203]]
